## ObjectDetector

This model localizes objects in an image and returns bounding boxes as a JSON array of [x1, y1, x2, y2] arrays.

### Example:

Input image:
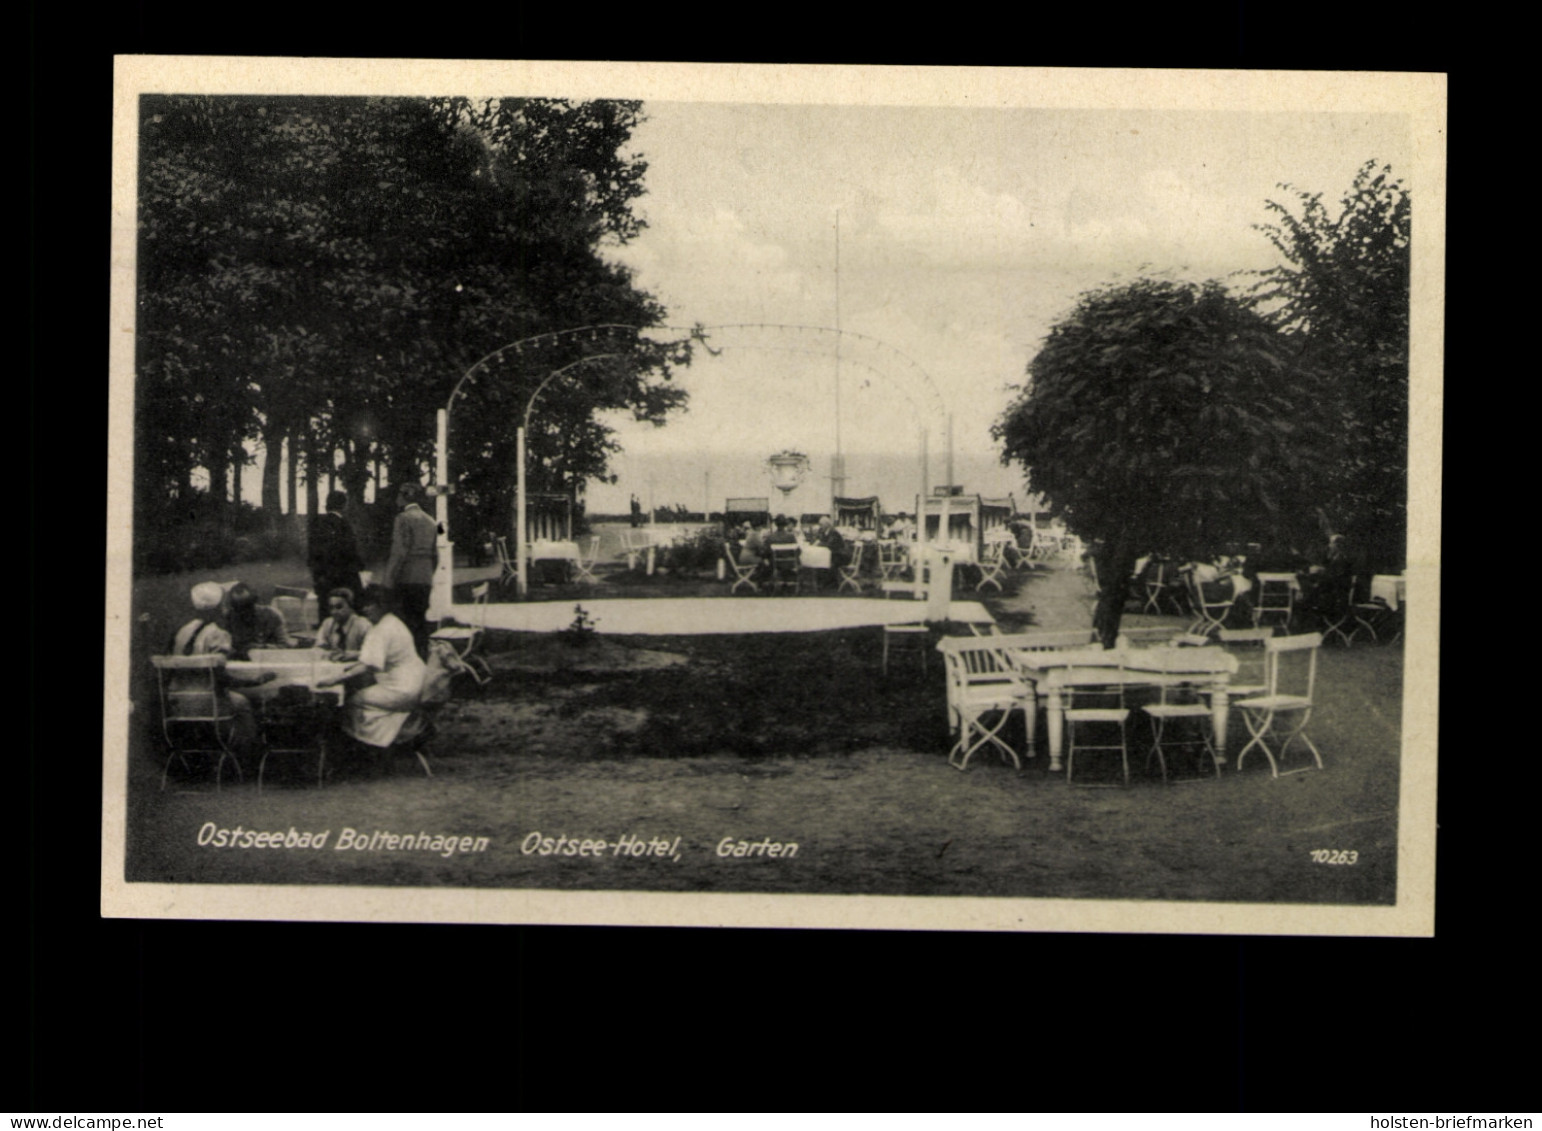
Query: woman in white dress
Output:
[[316, 586, 426, 748]]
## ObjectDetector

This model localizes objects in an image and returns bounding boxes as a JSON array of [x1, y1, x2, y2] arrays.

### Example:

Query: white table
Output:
[[527, 540, 580, 561], [1370, 574, 1406, 611], [228, 656, 348, 705], [1010, 646, 1235, 772], [619, 529, 674, 574], [799, 545, 831, 569], [1255, 571, 1304, 596]]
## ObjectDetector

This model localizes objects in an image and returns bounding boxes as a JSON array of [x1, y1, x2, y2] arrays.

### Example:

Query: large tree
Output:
[[994, 277, 1332, 645], [136, 95, 689, 560], [1248, 160, 1410, 571]]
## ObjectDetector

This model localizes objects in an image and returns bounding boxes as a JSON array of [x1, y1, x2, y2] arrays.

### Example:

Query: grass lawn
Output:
[[120, 558, 1405, 905]]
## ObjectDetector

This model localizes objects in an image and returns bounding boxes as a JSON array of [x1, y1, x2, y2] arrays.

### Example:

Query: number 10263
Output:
[[1310, 849, 1358, 865]]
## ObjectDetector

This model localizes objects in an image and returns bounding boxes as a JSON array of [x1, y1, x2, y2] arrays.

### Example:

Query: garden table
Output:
[[620, 529, 674, 574], [1370, 574, 1405, 611], [229, 655, 349, 705], [1008, 645, 1236, 772]]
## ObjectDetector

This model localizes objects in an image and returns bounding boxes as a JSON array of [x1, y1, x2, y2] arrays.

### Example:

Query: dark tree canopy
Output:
[[994, 277, 1331, 644], [1248, 160, 1410, 572], [136, 94, 690, 567]]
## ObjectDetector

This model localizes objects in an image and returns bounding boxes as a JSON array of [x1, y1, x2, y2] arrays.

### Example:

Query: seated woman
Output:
[[224, 581, 294, 659], [316, 585, 426, 751], [166, 581, 272, 751], [316, 587, 370, 661]]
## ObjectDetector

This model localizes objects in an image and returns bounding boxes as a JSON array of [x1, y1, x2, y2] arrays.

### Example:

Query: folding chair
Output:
[[838, 541, 867, 594], [768, 545, 802, 595], [151, 655, 243, 790], [993, 628, 1101, 653], [975, 538, 1010, 592], [1235, 632, 1325, 778], [1213, 627, 1273, 699], [572, 535, 604, 585], [1060, 663, 1131, 788], [877, 539, 909, 581], [1251, 573, 1297, 630], [723, 542, 760, 595], [429, 581, 492, 684], [272, 595, 317, 646], [1185, 571, 1236, 638], [1139, 649, 1238, 783], [257, 683, 334, 792], [1349, 578, 1393, 644], [494, 536, 519, 589], [936, 636, 1034, 770], [1140, 561, 1185, 615]]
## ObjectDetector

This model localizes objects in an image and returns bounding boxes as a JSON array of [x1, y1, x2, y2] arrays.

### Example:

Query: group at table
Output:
[[1132, 551, 1406, 638], [937, 630, 1253, 780], [158, 579, 430, 781], [729, 516, 854, 587]]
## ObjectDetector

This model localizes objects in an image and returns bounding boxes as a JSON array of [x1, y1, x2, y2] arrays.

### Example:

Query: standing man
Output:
[[384, 481, 439, 659], [307, 490, 365, 625]]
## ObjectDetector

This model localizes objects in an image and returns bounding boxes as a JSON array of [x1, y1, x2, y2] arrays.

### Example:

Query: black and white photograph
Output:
[[104, 58, 1443, 934]]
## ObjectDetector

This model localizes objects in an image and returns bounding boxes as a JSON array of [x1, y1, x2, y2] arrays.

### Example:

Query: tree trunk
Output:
[[285, 430, 299, 516], [259, 422, 283, 516], [230, 447, 243, 507], [1091, 535, 1140, 648], [304, 430, 321, 519], [206, 447, 229, 506]]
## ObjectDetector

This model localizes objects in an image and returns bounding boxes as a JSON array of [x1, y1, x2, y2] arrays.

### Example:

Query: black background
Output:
[[27, 4, 1480, 1113]]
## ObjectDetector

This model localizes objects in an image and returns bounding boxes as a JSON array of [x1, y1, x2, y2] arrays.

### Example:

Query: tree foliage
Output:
[[1248, 160, 1410, 570], [135, 95, 690, 562], [994, 278, 1331, 643]]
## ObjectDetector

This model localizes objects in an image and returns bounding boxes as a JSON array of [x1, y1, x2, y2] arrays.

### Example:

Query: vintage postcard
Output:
[[105, 58, 1443, 933]]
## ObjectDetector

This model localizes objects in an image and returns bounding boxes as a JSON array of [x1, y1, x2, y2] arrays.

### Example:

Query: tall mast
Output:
[[831, 209, 845, 507]]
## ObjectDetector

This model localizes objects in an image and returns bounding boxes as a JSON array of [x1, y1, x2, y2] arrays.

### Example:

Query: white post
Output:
[[430, 408, 454, 620], [919, 428, 929, 548], [516, 424, 528, 598], [926, 420, 953, 623], [940, 413, 953, 550]]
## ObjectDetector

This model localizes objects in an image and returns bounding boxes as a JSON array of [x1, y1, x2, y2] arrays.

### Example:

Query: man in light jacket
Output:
[[384, 482, 439, 659]]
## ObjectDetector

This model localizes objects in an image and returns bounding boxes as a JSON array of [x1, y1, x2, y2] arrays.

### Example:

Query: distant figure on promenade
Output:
[[384, 482, 439, 659], [629, 494, 642, 528], [308, 489, 365, 625]]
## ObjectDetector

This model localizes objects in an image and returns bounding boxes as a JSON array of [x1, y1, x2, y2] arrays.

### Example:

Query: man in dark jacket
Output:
[[308, 490, 365, 624]]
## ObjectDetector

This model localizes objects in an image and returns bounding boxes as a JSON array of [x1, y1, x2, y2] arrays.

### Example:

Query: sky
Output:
[[582, 102, 1409, 516]]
